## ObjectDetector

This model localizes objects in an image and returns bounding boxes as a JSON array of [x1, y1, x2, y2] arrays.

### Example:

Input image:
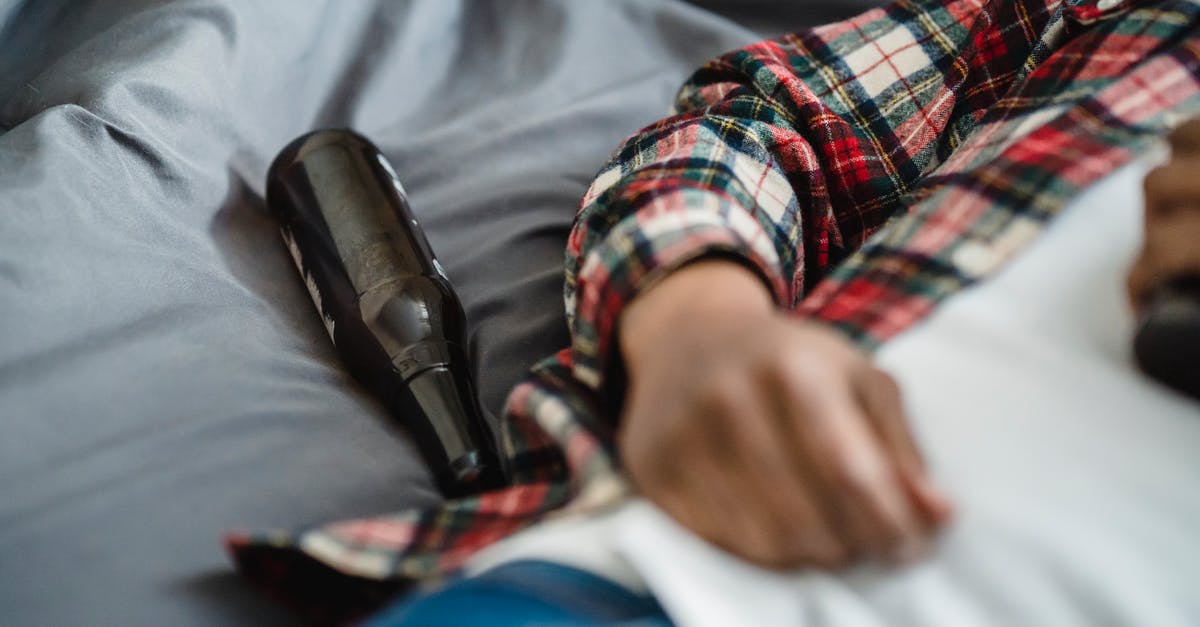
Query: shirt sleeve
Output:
[[562, 0, 1046, 394]]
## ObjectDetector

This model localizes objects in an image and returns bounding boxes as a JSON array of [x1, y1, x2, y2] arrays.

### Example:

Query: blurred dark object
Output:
[[266, 129, 508, 497], [1134, 275, 1200, 401]]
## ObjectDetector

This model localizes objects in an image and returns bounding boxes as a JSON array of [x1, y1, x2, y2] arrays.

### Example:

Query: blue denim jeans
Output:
[[364, 560, 672, 626]]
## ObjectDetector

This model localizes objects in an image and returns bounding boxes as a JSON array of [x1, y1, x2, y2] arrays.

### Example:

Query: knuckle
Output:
[[697, 377, 742, 413], [777, 349, 836, 391], [758, 353, 821, 408], [1143, 165, 1169, 196], [767, 345, 806, 374], [766, 348, 799, 377], [831, 451, 886, 499]]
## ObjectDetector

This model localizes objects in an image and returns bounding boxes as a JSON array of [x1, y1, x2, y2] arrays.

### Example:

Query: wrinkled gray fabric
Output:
[[0, 1, 876, 624]]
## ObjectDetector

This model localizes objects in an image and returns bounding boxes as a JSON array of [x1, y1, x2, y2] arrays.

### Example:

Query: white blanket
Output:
[[470, 155, 1200, 626]]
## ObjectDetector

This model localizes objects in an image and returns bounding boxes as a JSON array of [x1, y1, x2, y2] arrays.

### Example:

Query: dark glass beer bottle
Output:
[[266, 129, 508, 497]]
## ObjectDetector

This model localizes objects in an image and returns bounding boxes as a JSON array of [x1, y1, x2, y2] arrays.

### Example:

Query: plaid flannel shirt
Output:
[[229, 0, 1200, 620]]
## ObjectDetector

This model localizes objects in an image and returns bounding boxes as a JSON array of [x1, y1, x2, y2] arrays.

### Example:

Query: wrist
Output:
[[619, 260, 775, 368]]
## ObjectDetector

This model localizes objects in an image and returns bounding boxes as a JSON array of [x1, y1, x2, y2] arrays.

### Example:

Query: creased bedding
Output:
[[0, 1, 877, 623]]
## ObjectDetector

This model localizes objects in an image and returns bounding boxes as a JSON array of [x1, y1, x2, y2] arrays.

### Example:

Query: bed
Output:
[[0, 0, 881, 623]]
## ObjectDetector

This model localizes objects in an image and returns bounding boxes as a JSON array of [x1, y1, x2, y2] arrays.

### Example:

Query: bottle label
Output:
[[281, 226, 338, 344]]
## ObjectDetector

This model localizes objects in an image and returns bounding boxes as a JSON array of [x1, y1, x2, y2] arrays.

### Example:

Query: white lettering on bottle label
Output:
[[281, 227, 337, 344]]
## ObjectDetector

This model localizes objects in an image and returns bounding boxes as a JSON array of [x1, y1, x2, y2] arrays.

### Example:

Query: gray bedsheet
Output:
[[0, 1, 877, 623]]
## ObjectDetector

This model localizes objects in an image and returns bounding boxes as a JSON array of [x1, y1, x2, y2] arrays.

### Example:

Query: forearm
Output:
[[565, 0, 1038, 399], [563, 82, 815, 393]]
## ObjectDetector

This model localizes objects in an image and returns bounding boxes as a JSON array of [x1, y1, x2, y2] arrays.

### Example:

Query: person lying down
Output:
[[228, 1, 1200, 624]]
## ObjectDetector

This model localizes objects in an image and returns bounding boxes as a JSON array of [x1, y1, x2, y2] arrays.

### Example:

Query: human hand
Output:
[[616, 260, 953, 570], [1130, 119, 1200, 311]]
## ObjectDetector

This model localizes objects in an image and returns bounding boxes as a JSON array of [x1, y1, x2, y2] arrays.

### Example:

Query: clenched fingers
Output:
[[774, 360, 929, 565]]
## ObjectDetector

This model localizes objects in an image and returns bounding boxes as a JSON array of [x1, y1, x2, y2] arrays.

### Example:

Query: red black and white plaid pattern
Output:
[[229, 0, 1200, 619]]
